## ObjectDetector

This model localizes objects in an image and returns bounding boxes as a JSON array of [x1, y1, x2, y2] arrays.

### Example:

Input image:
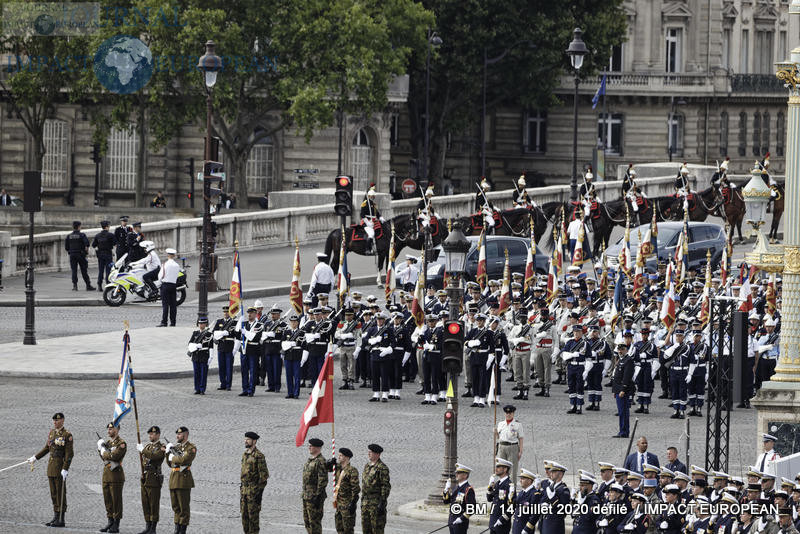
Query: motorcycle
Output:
[[103, 254, 188, 307]]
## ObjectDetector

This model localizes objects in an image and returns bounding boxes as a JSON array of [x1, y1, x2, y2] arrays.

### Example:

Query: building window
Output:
[[524, 110, 547, 153], [389, 113, 399, 147], [246, 134, 274, 194], [762, 112, 770, 156], [42, 119, 69, 189], [666, 28, 682, 73], [722, 29, 731, 70], [608, 44, 623, 72], [105, 125, 138, 191], [350, 128, 373, 192], [719, 111, 728, 156], [753, 112, 761, 156], [738, 112, 747, 157], [755, 31, 774, 74], [741, 30, 749, 74], [597, 113, 623, 155], [668, 113, 684, 158], [777, 111, 785, 157]]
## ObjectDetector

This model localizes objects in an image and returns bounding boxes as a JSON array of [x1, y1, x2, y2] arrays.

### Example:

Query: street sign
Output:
[[401, 178, 417, 195], [293, 169, 319, 174]]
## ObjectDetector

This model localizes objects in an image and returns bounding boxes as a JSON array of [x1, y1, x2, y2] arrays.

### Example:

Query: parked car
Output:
[[425, 235, 549, 289], [605, 221, 726, 272]]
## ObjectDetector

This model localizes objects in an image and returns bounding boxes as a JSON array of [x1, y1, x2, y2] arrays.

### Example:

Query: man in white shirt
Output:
[[158, 248, 180, 327], [396, 255, 419, 292], [309, 252, 335, 306], [139, 241, 162, 298], [756, 433, 781, 475], [496, 404, 524, 483], [567, 210, 586, 257]]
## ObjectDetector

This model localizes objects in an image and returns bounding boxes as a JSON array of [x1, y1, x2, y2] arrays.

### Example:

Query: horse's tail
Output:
[[325, 229, 340, 268]]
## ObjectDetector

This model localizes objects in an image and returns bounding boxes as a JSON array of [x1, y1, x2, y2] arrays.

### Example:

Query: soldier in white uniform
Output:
[[532, 301, 557, 397], [495, 404, 524, 484], [756, 433, 781, 476]]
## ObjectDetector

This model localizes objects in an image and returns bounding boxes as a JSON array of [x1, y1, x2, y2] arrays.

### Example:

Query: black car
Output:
[[605, 221, 726, 272], [424, 236, 549, 289]]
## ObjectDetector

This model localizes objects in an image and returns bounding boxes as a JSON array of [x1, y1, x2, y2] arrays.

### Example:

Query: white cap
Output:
[[253, 299, 264, 308], [165, 248, 177, 255], [517, 175, 526, 186], [495, 457, 513, 468]]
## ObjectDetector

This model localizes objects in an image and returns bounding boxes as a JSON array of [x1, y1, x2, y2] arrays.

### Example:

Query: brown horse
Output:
[[458, 207, 548, 242], [716, 186, 746, 243], [768, 182, 785, 244], [660, 187, 723, 222]]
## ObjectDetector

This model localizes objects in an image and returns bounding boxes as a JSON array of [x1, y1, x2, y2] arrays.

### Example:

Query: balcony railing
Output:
[[730, 74, 786, 93]]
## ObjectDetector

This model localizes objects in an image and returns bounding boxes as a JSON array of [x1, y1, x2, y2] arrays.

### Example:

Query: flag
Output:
[[650, 211, 659, 258], [618, 222, 632, 277], [295, 354, 334, 447], [524, 235, 536, 296], [572, 222, 586, 266], [228, 250, 242, 318], [112, 332, 135, 427], [699, 257, 712, 326], [476, 229, 487, 291], [612, 270, 625, 328], [721, 231, 731, 292], [766, 272, 777, 316], [487, 364, 497, 404], [498, 251, 511, 315], [660, 281, 677, 329], [674, 229, 688, 286], [738, 275, 753, 313], [592, 74, 607, 110], [553, 230, 564, 278], [289, 240, 303, 314], [337, 242, 349, 303], [385, 226, 396, 302], [598, 251, 609, 299], [633, 243, 644, 303], [546, 254, 558, 304], [410, 250, 426, 327]]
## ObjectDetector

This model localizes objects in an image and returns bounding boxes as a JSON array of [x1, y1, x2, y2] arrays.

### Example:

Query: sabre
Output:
[[0, 460, 33, 473], [623, 418, 639, 465], [425, 525, 451, 534]]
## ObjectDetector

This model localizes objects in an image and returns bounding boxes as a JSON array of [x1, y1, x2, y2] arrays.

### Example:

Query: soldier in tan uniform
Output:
[[361, 444, 391, 534], [302, 437, 328, 534], [328, 447, 360, 534], [136, 425, 165, 534], [165, 426, 196, 533], [97, 422, 127, 533], [240, 431, 269, 534], [28, 412, 74, 528]]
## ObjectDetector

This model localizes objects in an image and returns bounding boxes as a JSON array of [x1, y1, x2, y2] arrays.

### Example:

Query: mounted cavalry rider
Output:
[[513, 174, 534, 209], [623, 163, 647, 224], [360, 184, 383, 255], [710, 157, 733, 189], [674, 162, 691, 211], [578, 167, 596, 222], [758, 152, 782, 211], [416, 184, 435, 231], [475, 178, 495, 230]]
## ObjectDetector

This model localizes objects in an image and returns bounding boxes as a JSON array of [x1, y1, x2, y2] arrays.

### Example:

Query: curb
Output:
[[0, 365, 241, 381], [0, 297, 106, 308]]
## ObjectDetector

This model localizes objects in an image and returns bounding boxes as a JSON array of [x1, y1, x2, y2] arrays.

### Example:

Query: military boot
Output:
[[173, 525, 180, 534], [461, 388, 472, 398], [522, 388, 529, 400], [544, 387, 550, 397], [513, 389, 524, 400], [45, 513, 58, 526], [149, 522, 158, 534], [108, 519, 120, 533], [72, 283, 78, 291], [50, 512, 65, 528], [137, 522, 152, 534], [534, 387, 546, 397], [100, 518, 114, 532]]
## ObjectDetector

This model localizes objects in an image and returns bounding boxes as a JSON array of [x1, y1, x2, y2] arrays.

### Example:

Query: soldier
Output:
[[136, 425, 165, 534], [115, 215, 131, 260], [361, 444, 391, 534], [335, 308, 361, 390], [596, 484, 627, 533], [487, 457, 513, 534], [466, 313, 495, 407], [596, 463, 616, 501], [363, 311, 395, 402], [513, 175, 532, 208], [165, 426, 196, 534], [496, 405, 524, 484], [631, 327, 658, 415], [187, 317, 213, 395], [65, 220, 96, 291], [238, 307, 264, 397], [240, 431, 269, 534], [778, 507, 799, 534], [533, 461, 570, 534], [613, 343, 636, 438], [262, 305, 286, 393], [512, 468, 539, 534], [665, 330, 691, 419], [389, 311, 412, 400], [92, 220, 116, 290], [282, 314, 307, 399], [656, 484, 685, 534], [619, 492, 649, 533], [28, 412, 73, 527], [686, 328, 708, 417], [572, 471, 602, 534], [329, 447, 360, 534], [360, 187, 382, 255], [562, 324, 590, 414], [420, 314, 444, 404], [302, 438, 328, 534], [443, 463, 476, 534], [508, 311, 532, 400], [97, 422, 127, 533], [532, 301, 556, 398], [212, 306, 237, 391], [586, 324, 612, 411]]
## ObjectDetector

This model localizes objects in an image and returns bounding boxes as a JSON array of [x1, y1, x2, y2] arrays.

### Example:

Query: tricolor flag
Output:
[[289, 240, 303, 314], [385, 224, 396, 302], [410, 250, 426, 327], [738, 275, 753, 313], [632, 239, 644, 303], [553, 228, 564, 278], [228, 250, 242, 318], [660, 281, 677, 329], [112, 332, 135, 427], [523, 235, 536, 296], [497, 251, 511, 315], [337, 238, 349, 304], [476, 229, 488, 291], [640, 212, 657, 258], [546, 254, 558, 304], [295, 354, 334, 447]]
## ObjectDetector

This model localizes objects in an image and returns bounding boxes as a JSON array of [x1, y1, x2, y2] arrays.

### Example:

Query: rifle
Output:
[[266, 310, 291, 334], [334, 317, 362, 348], [313, 307, 344, 335], [95, 431, 120, 470]]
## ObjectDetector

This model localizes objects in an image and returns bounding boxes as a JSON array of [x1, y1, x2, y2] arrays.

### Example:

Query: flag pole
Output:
[[330, 356, 337, 510], [123, 320, 144, 474], [492, 365, 498, 467]]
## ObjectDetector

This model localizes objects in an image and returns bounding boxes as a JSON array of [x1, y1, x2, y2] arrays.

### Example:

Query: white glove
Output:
[[402, 352, 411, 366], [136, 443, 144, 452], [281, 340, 295, 351], [187, 343, 197, 352], [521, 529, 529, 534], [60, 469, 68, 479], [624, 523, 634, 531], [468, 339, 480, 348], [301, 350, 309, 366], [245, 330, 256, 341], [453, 517, 463, 525], [213, 330, 225, 340], [660, 521, 668, 529], [27, 456, 36, 464], [97, 439, 106, 451], [233, 340, 242, 354], [685, 373, 692, 384], [424, 343, 435, 351], [598, 519, 609, 527], [582, 369, 590, 381], [535, 331, 546, 339], [379, 347, 393, 357], [444, 479, 452, 492], [486, 354, 495, 370], [494, 519, 503, 527], [343, 332, 353, 339], [168, 453, 175, 462], [306, 333, 318, 342], [265, 331, 276, 338], [369, 336, 381, 345], [165, 443, 174, 453], [354, 348, 360, 360], [489, 475, 497, 486]]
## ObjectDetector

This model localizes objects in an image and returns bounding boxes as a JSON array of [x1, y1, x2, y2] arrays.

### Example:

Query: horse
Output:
[[716, 186, 746, 243], [458, 207, 548, 243], [768, 182, 785, 244], [660, 187, 723, 222]]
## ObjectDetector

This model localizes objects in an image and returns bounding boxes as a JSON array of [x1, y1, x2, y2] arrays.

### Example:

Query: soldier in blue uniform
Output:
[[655, 484, 685, 534], [612, 343, 636, 438], [487, 457, 513, 534], [596, 483, 627, 533], [596, 463, 616, 501], [532, 461, 570, 534], [664, 330, 690, 419], [114, 216, 131, 261], [619, 492, 649, 533], [237, 307, 262, 397], [431, 290, 449, 315], [420, 315, 444, 405], [512, 468, 540, 534], [466, 313, 495, 408], [443, 463, 476, 534], [305, 307, 335, 382], [686, 327, 708, 417], [585, 325, 612, 411], [364, 311, 395, 402], [561, 324, 590, 414], [212, 305, 237, 391], [281, 314, 306, 399], [91, 220, 116, 290], [187, 317, 213, 394], [632, 326, 658, 414], [262, 306, 285, 393], [390, 312, 412, 400], [571, 471, 602, 534], [489, 315, 509, 402]]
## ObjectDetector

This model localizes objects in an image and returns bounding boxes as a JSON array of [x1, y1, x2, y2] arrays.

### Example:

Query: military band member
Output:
[[98, 422, 127, 533], [187, 317, 213, 395], [443, 463, 476, 534], [562, 324, 590, 414], [165, 426, 196, 533], [240, 431, 269, 534], [262, 305, 286, 393], [136, 425, 165, 534], [328, 447, 359, 534], [496, 405, 524, 484], [302, 438, 328, 534], [466, 313, 495, 407], [212, 306, 237, 391], [686, 328, 708, 417], [586, 324, 612, 411], [335, 308, 362, 390], [361, 444, 391, 534], [238, 307, 264, 397], [28, 412, 74, 528], [487, 457, 513, 534], [420, 315, 444, 405]]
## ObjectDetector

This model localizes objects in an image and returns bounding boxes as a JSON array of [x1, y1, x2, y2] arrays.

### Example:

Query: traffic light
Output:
[[442, 320, 464, 373], [334, 175, 353, 216], [90, 143, 101, 163], [443, 407, 454, 436]]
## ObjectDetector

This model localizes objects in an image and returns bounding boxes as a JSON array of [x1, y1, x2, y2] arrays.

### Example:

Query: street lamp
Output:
[[196, 40, 222, 323], [742, 168, 771, 237], [423, 30, 442, 185], [566, 28, 587, 201]]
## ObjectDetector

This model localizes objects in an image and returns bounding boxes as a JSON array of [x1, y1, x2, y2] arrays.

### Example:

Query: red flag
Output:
[[476, 229, 487, 291], [295, 354, 334, 447], [738, 276, 753, 313], [289, 242, 303, 314], [659, 281, 677, 329], [523, 237, 535, 296]]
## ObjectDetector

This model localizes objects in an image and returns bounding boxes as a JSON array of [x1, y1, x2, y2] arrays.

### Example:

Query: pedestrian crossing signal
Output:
[[442, 320, 464, 373]]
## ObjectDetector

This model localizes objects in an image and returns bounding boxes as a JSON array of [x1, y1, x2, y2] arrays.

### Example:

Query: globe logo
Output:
[[34, 14, 56, 36], [94, 35, 154, 95]]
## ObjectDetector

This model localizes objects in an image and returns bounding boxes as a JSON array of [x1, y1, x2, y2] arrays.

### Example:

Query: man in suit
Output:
[[623, 437, 660, 474], [664, 446, 687, 474]]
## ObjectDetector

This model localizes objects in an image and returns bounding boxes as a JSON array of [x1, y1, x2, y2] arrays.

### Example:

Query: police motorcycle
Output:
[[102, 243, 188, 307]]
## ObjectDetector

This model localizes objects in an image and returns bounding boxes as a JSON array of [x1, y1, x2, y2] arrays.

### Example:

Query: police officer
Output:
[[238, 307, 264, 397], [28, 412, 74, 528], [65, 220, 95, 291], [613, 343, 636, 439], [92, 220, 116, 290], [361, 444, 391, 534], [496, 405, 524, 484], [136, 425, 165, 534], [212, 306, 237, 391], [127, 221, 146, 262], [165, 426, 196, 534], [187, 317, 213, 395], [562, 324, 590, 414], [115, 216, 131, 260], [302, 438, 328, 534], [488, 457, 513, 534], [97, 422, 127, 533], [443, 463, 476, 534], [240, 431, 269, 534], [329, 447, 360, 534]]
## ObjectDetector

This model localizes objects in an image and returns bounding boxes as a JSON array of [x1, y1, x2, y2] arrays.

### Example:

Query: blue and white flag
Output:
[[112, 332, 135, 427], [592, 74, 607, 110]]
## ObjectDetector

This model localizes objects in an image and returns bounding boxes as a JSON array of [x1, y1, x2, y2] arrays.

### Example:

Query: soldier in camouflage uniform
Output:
[[97, 422, 127, 533], [136, 425, 165, 534], [28, 412, 74, 528], [327, 447, 360, 534], [361, 444, 391, 534], [166, 426, 196, 534], [302, 437, 328, 534], [240, 431, 269, 534]]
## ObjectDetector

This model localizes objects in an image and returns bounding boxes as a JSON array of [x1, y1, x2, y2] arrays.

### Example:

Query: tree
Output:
[[406, 0, 627, 188]]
